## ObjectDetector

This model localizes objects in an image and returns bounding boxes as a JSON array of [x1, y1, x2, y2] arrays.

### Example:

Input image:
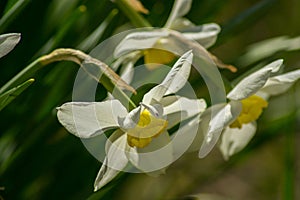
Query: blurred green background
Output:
[[0, 0, 300, 199]]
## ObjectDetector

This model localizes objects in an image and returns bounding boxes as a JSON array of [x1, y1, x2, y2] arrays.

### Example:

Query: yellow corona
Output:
[[230, 95, 268, 129], [127, 109, 168, 148]]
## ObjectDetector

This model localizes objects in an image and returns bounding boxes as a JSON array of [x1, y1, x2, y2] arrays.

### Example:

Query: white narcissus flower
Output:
[[198, 59, 300, 160], [57, 51, 207, 191], [112, 0, 221, 75]]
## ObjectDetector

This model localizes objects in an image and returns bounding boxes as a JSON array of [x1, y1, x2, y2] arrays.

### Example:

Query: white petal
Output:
[[167, 18, 195, 31], [142, 85, 166, 105], [258, 69, 300, 98], [199, 101, 242, 158], [142, 50, 193, 104], [162, 96, 206, 128], [126, 131, 173, 172], [111, 51, 141, 71], [57, 100, 127, 138], [182, 23, 221, 48], [164, 0, 193, 28], [166, 30, 227, 103], [163, 51, 193, 95], [227, 59, 283, 100], [0, 33, 21, 58], [219, 122, 257, 160], [119, 60, 135, 85], [118, 106, 141, 129], [94, 131, 128, 191], [114, 30, 170, 58], [116, 52, 141, 84], [141, 102, 163, 118], [171, 115, 200, 159], [106, 54, 138, 100]]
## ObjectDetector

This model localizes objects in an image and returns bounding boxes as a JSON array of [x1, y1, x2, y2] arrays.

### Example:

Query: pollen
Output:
[[230, 95, 268, 129], [127, 109, 168, 148]]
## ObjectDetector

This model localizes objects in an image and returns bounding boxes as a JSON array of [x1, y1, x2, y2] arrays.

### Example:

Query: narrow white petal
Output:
[[258, 69, 300, 97], [142, 85, 167, 106], [163, 51, 193, 95], [162, 96, 206, 128], [219, 122, 257, 160], [114, 30, 170, 58], [142, 51, 193, 105], [119, 61, 134, 85], [182, 23, 221, 48], [188, 105, 223, 154], [167, 18, 195, 30], [166, 30, 227, 103], [117, 52, 141, 84], [141, 102, 163, 118], [94, 132, 128, 191], [111, 51, 141, 71], [171, 115, 200, 159], [118, 106, 141, 129], [126, 132, 173, 172], [106, 56, 136, 98], [227, 59, 283, 100], [57, 100, 127, 138], [164, 0, 193, 28], [199, 101, 242, 158], [0, 33, 21, 58]]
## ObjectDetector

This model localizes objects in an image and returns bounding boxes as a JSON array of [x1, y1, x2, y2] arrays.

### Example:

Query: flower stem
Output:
[[114, 0, 151, 28], [0, 48, 136, 108]]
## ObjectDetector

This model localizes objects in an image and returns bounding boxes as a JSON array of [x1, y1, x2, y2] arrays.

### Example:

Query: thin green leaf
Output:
[[36, 5, 87, 56], [3, 0, 19, 14], [0, 0, 31, 32], [0, 79, 34, 111], [78, 9, 118, 51]]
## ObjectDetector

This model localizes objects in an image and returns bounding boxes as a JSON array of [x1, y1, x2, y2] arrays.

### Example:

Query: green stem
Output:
[[0, 48, 136, 108], [114, 0, 151, 28], [0, 0, 31, 32], [0, 59, 42, 94]]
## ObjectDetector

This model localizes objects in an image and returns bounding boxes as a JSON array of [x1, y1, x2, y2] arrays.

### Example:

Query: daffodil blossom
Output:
[[199, 59, 300, 160], [57, 51, 207, 191], [111, 0, 220, 75]]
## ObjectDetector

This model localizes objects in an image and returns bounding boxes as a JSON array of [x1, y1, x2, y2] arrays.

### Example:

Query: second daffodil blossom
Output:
[[57, 51, 207, 191], [198, 59, 300, 160], [111, 0, 222, 74]]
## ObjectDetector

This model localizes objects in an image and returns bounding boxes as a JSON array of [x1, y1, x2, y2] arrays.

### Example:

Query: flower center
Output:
[[230, 95, 268, 129], [127, 109, 168, 148]]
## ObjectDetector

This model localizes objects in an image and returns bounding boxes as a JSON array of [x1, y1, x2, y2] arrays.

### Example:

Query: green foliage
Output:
[[0, 78, 34, 111]]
